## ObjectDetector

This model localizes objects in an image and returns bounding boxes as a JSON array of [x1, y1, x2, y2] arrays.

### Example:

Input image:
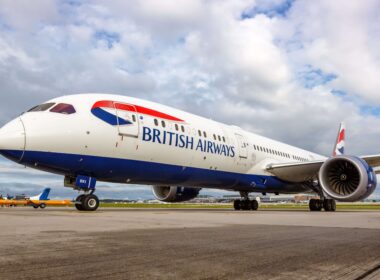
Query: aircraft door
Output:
[[114, 102, 139, 137], [235, 133, 248, 159]]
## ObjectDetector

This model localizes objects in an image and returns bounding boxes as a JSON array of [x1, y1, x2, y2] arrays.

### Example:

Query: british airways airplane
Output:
[[0, 94, 378, 211]]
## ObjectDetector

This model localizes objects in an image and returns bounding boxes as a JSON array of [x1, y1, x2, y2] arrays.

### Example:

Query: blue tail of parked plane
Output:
[[30, 188, 51, 201]]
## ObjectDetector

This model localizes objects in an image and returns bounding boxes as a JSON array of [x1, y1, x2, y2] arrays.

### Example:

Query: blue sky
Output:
[[0, 0, 380, 199]]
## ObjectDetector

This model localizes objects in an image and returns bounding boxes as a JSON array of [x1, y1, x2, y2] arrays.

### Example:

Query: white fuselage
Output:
[[0, 93, 326, 194]]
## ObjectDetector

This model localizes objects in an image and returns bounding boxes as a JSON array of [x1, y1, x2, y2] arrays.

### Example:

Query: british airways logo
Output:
[[142, 127, 235, 158], [91, 100, 184, 126]]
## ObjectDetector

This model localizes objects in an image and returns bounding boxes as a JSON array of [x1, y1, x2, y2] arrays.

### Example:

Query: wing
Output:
[[360, 155, 380, 174], [360, 155, 380, 168], [266, 155, 380, 183], [266, 161, 324, 183]]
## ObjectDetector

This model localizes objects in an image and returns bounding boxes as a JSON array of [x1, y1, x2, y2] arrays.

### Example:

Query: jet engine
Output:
[[152, 186, 201, 202], [318, 156, 377, 202]]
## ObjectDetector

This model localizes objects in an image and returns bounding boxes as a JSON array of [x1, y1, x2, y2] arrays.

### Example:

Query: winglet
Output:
[[333, 122, 345, 156]]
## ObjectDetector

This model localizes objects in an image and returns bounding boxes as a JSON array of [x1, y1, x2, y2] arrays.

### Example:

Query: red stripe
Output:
[[337, 129, 345, 142], [92, 100, 184, 122]]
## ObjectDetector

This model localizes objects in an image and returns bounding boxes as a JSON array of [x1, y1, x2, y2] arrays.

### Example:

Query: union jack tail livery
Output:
[[333, 122, 345, 156]]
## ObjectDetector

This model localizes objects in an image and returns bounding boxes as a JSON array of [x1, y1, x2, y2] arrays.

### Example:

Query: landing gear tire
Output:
[[323, 199, 336, 212], [233, 200, 241, 210], [250, 200, 259, 211], [75, 194, 85, 211], [82, 194, 99, 211], [233, 199, 259, 211], [309, 199, 323, 211], [241, 200, 251, 210], [39, 203, 46, 209], [33, 205, 39, 209]]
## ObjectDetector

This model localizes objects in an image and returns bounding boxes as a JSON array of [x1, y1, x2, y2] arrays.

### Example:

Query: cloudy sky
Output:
[[0, 0, 379, 199]]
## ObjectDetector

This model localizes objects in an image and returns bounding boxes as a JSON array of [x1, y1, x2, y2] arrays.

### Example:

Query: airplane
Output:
[[0, 188, 51, 208], [0, 93, 378, 212]]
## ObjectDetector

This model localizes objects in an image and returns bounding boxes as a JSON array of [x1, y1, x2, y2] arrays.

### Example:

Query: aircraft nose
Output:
[[0, 117, 26, 162]]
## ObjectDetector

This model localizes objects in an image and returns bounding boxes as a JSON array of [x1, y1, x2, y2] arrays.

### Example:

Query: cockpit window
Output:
[[50, 103, 76, 114], [27, 103, 55, 112]]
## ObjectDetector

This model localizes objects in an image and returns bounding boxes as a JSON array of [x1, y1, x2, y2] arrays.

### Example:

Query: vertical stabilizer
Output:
[[333, 122, 345, 156], [30, 188, 51, 201]]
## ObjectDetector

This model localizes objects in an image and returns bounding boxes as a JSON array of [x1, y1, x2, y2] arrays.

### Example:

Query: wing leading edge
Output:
[[266, 155, 380, 184]]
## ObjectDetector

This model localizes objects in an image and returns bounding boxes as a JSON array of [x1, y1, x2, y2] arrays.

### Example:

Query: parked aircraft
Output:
[[0, 94, 378, 211], [0, 188, 51, 208]]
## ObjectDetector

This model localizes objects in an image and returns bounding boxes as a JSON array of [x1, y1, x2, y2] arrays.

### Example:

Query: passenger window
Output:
[[28, 103, 55, 112], [181, 126, 185, 133], [132, 115, 136, 122], [213, 134, 216, 140], [218, 135, 221, 141], [222, 136, 226, 142], [161, 120, 166, 128], [50, 103, 76, 114], [154, 119, 158, 126], [198, 130, 202, 136], [203, 131, 207, 138], [175, 124, 179, 131]]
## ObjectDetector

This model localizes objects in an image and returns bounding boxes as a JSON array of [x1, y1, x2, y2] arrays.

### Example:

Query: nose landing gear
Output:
[[65, 175, 100, 211], [75, 193, 99, 211]]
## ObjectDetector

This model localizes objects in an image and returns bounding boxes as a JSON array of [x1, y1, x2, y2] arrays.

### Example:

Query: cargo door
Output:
[[114, 102, 139, 137]]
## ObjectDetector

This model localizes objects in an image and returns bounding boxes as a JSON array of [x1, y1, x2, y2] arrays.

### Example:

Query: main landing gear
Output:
[[309, 198, 336, 212], [233, 192, 259, 211], [75, 193, 99, 211]]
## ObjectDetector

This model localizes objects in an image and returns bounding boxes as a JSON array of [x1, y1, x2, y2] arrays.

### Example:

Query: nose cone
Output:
[[0, 117, 26, 162]]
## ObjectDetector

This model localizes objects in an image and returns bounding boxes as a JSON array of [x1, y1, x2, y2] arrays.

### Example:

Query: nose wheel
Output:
[[75, 194, 99, 211]]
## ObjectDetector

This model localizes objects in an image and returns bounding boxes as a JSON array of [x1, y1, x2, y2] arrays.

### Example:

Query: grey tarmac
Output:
[[0, 208, 380, 280]]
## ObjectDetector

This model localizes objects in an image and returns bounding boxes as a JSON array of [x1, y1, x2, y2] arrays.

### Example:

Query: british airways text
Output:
[[142, 127, 235, 157]]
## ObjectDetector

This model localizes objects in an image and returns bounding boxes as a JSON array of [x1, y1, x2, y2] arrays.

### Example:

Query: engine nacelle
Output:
[[318, 155, 377, 202], [152, 186, 201, 202]]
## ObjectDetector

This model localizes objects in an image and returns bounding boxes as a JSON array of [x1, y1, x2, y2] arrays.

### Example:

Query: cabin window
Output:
[[218, 135, 221, 141], [175, 124, 179, 131], [198, 130, 202, 137], [213, 134, 216, 140], [50, 103, 76, 114], [222, 136, 226, 142], [181, 125, 185, 133], [132, 115, 136, 122], [203, 131, 207, 138], [28, 103, 55, 112], [161, 120, 166, 128], [154, 119, 159, 126]]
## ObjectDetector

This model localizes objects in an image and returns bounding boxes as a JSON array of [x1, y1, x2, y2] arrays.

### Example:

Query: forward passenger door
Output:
[[114, 102, 139, 137]]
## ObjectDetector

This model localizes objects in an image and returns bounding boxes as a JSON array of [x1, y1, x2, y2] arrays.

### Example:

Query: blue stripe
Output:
[[91, 107, 131, 125], [0, 149, 310, 194]]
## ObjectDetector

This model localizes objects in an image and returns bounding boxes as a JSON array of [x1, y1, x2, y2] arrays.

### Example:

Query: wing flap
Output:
[[266, 161, 324, 183]]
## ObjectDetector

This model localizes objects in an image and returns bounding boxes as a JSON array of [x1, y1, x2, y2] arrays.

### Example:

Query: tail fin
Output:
[[30, 188, 51, 201], [333, 122, 345, 156]]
